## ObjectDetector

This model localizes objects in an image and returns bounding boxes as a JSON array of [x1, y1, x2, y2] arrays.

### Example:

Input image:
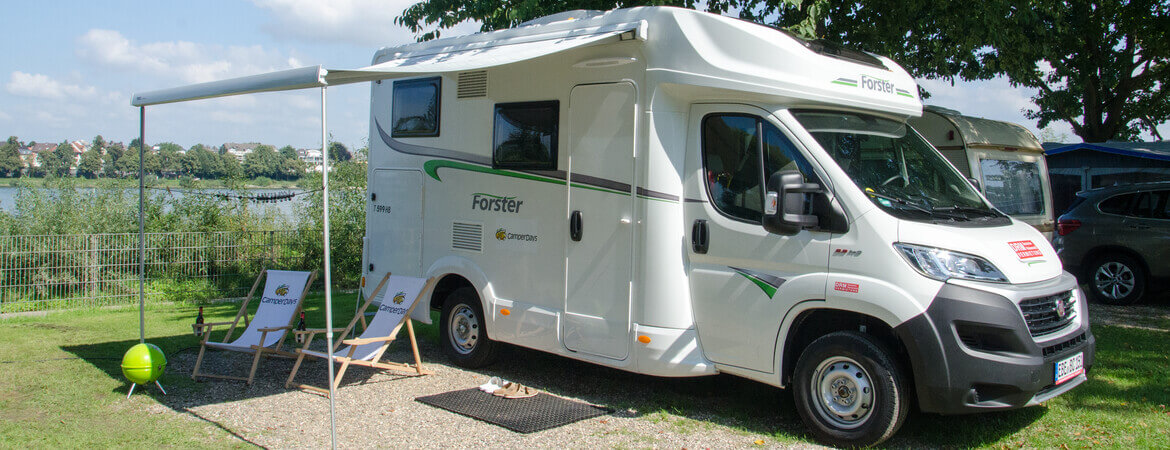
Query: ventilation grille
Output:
[[452, 221, 483, 252], [457, 71, 488, 98], [1019, 290, 1076, 337]]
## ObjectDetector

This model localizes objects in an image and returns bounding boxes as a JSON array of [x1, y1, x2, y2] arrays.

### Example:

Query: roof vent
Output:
[[457, 71, 488, 98], [452, 221, 483, 252]]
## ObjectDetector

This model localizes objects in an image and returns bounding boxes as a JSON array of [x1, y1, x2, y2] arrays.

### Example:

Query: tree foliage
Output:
[[0, 136, 24, 177], [76, 147, 103, 179], [396, 0, 1168, 142], [328, 142, 352, 162]]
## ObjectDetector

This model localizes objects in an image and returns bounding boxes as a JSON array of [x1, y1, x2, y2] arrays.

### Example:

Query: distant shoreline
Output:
[[0, 177, 301, 190]]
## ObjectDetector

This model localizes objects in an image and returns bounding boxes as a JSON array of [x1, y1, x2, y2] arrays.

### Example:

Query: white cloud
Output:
[[251, 0, 481, 46], [6, 72, 100, 100], [75, 29, 299, 84], [0, 110, 10, 121]]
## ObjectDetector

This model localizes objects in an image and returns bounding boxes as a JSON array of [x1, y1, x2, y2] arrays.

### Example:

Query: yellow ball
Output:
[[121, 343, 167, 385]]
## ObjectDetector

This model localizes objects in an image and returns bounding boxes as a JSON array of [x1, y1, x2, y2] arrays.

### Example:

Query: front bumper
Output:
[[894, 272, 1095, 414]]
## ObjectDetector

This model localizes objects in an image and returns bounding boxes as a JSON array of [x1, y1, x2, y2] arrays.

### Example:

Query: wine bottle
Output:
[[194, 306, 205, 337], [295, 311, 307, 344]]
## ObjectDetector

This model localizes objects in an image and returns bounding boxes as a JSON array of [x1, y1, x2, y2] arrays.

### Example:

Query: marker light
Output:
[[637, 335, 651, 344], [500, 309, 511, 316], [895, 243, 1007, 283]]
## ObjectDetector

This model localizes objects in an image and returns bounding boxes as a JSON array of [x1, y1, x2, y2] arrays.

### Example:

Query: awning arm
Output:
[[132, 65, 327, 107]]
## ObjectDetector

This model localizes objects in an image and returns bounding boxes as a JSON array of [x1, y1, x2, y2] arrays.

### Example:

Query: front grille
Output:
[[1042, 332, 1087, 357], [1019, 291, 1077, 337]]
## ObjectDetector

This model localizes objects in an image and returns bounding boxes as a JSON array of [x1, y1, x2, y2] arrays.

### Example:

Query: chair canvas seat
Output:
[[191, 269, 316, 384], [285, 274, 433, 396]]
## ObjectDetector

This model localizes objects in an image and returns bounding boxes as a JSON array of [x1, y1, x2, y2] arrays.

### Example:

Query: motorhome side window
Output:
[[391, 77, 440, 137], [702, 114, 811, 223], [492, 101, 559, 170]]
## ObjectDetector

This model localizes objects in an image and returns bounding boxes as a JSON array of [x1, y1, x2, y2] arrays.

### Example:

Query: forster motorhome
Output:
[[131, 7, 1094, 447], [909, 106, 1055, 237]]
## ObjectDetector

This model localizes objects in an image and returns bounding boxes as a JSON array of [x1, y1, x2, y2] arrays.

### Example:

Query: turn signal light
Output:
[[1056, 219, 1081, 236], [500, 309, 511, 316], [637, 335, 651, 344]]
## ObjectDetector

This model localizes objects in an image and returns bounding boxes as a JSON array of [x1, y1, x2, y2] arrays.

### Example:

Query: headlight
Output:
[[894, 243, 1007, 282]]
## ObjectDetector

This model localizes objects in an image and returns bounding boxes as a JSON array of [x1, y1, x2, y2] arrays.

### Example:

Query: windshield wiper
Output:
[[864, 190, 933, 214], [931, 205, 1003, 219]]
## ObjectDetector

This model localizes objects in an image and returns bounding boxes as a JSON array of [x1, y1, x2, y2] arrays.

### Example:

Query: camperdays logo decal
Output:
[[392, 291, 406, 305], [832, 76, 915, 98], [275, 284, 290, 296], [730, 267, 786, 298], [495, 227, 538, 243]]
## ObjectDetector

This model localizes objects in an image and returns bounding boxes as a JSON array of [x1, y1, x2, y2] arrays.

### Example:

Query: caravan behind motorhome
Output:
[[909, 106, 1055, 237], [131, 6, 1094, 447]]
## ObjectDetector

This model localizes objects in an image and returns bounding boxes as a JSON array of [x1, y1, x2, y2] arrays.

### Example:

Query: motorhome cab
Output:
[[357, 7, 1094, 446], [909, 106, 1056, 238]]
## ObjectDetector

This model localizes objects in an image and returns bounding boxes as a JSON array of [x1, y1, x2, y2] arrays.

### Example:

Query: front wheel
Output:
[[793, 331, 909, 448], [439, 287, 498, 368]]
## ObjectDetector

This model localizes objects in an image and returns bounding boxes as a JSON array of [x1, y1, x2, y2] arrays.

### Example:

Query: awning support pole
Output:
[[138, 106, 146, 344], [321, 86, 338, 448]]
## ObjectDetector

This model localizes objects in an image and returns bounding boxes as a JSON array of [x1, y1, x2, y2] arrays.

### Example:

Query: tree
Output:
[[76, 147, 103, 178], [39, 142, 73, 177], [0, 136, 24, 177], [397, 0, 1169, 142], [278, 145, 306, 180], [329, 141, 352, 162], [156, 142, 184, 177], [767, 0, 1169, 142], [103, 142, 125, 177], [243, 144, 282, 179]]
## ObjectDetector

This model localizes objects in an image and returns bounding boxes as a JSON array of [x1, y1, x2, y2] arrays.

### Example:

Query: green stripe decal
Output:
[[832, 80, 858, 87], [734, 270, 778, 298], [897, 92, 915, 98], [424, 160, 563, 185]]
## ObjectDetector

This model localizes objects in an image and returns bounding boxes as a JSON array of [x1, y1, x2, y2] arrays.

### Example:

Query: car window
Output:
[[1097, 193, 1135, 215], [702, 114, 813, 223], [1160, 191, 1170, 219], [1132, 192, 1158, 219]]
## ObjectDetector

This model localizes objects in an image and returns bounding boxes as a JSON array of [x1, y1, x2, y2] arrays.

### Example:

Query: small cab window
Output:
[[391, 77, 440, 137], [1131, 190, 1168, 219], [702, 114, 813, 223], [1098, 193, 1135, 215], [492, 101, 558, 170], [979, 159, 1044, 215]]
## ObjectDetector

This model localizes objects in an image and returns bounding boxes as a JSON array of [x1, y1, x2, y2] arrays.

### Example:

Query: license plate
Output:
[[1054, 352, 1084, 385]]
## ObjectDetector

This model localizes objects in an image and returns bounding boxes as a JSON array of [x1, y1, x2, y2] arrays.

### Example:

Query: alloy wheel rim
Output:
[[1094, 262, 1135, 299], [448, 304, 479, 355], [810, 356, 875, 429]]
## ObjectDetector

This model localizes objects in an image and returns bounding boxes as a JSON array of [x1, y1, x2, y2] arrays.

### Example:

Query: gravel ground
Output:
[[157, 331, 820, 449]]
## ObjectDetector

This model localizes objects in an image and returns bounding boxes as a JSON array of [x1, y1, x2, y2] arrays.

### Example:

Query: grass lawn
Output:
[[1, 297, 1167, 448], [0, 292, 363, 448]]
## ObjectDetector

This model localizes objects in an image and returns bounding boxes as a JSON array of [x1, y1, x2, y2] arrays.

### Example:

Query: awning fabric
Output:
[[131, 22, 640, 106]]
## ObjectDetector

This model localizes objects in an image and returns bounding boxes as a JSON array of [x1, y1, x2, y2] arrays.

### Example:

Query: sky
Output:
[[1, 1, 1164, 150]]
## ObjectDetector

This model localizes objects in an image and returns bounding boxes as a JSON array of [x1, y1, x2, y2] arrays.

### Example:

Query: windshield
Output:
[[793, 110, 1007, 224], [980, 159, 1045, 215]]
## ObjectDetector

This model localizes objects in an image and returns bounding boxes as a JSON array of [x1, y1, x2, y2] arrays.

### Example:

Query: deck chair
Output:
[[285, 273, 435, 396], [191, 269, 317, 385]]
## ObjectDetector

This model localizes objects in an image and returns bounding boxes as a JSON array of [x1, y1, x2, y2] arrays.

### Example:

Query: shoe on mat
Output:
[[492, 382, 518, 397], [504, 385, 538, 399]]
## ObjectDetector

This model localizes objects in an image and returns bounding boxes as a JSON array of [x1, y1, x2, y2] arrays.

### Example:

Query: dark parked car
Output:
[[1053, 182, 1170, 304]]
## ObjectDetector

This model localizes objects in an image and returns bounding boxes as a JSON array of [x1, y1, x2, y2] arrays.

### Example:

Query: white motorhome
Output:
[[131, 6, 1094, 447], [909, 106, 1055, 237]]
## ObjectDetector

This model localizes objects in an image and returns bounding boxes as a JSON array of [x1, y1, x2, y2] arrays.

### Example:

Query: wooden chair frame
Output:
[[285, 273, 435, 396], [191, 269, 318, 385]]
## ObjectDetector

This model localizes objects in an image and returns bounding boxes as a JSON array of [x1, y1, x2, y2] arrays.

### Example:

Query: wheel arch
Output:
[[778, 307, 912, 389], [423, 255, 494, 321], [1081, 245, 1150, 280]]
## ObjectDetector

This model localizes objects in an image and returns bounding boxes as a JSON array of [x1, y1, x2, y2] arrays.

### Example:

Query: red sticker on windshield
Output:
[[1008, 240, 1043, 259]]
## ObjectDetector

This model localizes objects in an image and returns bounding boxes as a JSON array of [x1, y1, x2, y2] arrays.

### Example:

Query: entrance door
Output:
[[685, 104, 831, 372], [563, 82, 637, 360]]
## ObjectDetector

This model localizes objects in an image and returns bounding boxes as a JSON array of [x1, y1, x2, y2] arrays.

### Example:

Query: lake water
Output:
[[0, 186, 308, 219]]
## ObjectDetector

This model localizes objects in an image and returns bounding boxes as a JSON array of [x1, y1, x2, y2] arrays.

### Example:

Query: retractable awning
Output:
[[131, 21, 641, 106]]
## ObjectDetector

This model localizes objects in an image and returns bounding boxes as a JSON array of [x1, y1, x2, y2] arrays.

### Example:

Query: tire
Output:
[[1087, 253, 1146, 305], [439, 287, 498, 368], [792, 331, 909, 448]]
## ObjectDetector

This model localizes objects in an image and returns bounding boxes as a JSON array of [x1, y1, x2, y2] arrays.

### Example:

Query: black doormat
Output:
[[415, 388, 611, 433]]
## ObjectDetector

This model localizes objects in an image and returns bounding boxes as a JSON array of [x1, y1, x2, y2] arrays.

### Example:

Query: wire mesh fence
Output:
[[0, 231, 304, 313]]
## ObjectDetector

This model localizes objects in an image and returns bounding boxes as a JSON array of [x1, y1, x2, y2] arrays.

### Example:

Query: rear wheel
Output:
[[1088, 253, 1145, 305], [439, 287, 498, 368], [793, 331, 908, 448]]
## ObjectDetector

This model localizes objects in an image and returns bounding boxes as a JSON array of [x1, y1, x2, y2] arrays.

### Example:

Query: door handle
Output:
[[570, 210, 583, 241], [692, 219, 709, 254]]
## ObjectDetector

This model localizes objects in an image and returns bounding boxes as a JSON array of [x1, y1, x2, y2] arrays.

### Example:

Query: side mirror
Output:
[[763, 171, 820, 236]]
